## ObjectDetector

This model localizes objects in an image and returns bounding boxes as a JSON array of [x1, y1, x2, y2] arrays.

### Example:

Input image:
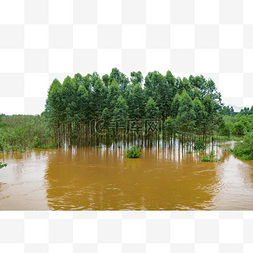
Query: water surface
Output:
[[1, 140, 253, 210]]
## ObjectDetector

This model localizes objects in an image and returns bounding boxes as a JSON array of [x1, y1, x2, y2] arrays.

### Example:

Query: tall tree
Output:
[[145, 97, 159, 119], [176, 90, 196, 137]]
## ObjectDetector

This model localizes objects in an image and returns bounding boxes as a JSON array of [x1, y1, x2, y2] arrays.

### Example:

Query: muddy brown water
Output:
[[0, 140, 253, 210]]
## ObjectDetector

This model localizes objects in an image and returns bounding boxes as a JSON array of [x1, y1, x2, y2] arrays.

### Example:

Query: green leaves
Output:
[[176, 90, 196, 133], [231, 131, 253, 160], [200, 150, 221, 162], [43, 70, 222, 143], [113, 95, 128, 121], [163, 116, 176, 136], [124, 145, 142, 158], [0, 162, 7, 169], [145, 97, 159, 119]]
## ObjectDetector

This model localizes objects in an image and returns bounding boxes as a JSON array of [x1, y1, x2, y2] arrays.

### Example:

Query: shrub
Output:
[[231, 131, 253, 160], [124, 145, 142, 158], [0, 162, 7, 169], [200, 150, 221, 162]]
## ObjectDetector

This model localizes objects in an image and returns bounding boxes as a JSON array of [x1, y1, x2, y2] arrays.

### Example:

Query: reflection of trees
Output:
[[45, 142, 223, 210]]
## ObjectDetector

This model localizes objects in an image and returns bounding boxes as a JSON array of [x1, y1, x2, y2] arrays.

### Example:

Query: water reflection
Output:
[[45, 141, 224, 210], [1, 140, 253, 210]]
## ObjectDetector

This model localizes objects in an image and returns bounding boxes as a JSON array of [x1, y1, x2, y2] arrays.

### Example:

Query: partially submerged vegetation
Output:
[[230, 131, 253, 161], [0, 114, 56, 154], [0, 68, 253, 161], [45, 68, 224, 146], [0, 162, 7, 168], [124, 145, 142, 158], [200, 150, 222, 162]]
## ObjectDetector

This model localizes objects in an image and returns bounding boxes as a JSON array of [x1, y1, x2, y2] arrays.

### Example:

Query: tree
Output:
[[175, 90, 196, 137], [144, 71, 175, 121], [163, 116, 176, 137], [128, 83, 145, 119], [45, 78, 63, 145], [61, 76, 77, 143], [91, 78, 107, 121], [107, 80, 122, 112], [113, 95, 129, 137], [193, 97, 207, 136], [232, 121, 246, 136], [171, 93, 180, 118], [113, 95, 128, 121], [145, 97, 159, 119], [109, 68, 129, 96], [130, 71, 143, 85], [202, 94, 215, 137]]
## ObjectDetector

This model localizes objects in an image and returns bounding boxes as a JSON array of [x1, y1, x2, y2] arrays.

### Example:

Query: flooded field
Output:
[[1, 140, 253, 210]]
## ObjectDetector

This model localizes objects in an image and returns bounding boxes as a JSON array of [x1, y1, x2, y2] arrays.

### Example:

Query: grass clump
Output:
[[200, 150, 222, 162], [124, 145, 142, 158], [0, 162, 7, 169]]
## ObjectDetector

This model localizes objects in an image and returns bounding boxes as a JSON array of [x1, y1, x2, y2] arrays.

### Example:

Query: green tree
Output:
[[130, 71, 143, 85], [193, 97, 207, 136], [176, 90, 196, 137], [232, 121, 246, 136], [128, 83, 145, 119], [163, 116, 176, 137], [45, 78, 63, 145], [145, 97, 159, 119], [113, 95, 128, 121], [171, 93, 180, 118]]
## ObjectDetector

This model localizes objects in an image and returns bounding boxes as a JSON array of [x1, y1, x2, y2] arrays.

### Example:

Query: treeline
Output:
[[220, 113, 253, 137], [221, 105, 253, 117], [45, 68, 224, 146]]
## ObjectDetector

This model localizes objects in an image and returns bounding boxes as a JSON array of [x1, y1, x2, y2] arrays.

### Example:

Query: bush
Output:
[[124, 145, 142, 158], [232, 121, 246, 136], [231, 131, 253, 160], [200, 150, 221, 162], [0, 162, 7, 169]]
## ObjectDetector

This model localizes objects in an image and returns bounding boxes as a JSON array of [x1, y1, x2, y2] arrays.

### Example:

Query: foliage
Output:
[[232, 121, 246, 136], [0, 162, 7, 169], [0, 114, 56, 153], [176, 90, 196, 134], [124, 145, 142, 158], [231, 131, 253, 160], [163, 116, 176, 136], [145, 97, 159, 119], [42, 69, 224, 144], [200, 150, 221, 162], [193, 141, 206, 150]]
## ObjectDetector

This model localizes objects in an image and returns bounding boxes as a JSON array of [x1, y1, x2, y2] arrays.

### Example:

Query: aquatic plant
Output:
[[0, 162, 7, 169], [200, 150, 221, 162], [124, 145, 142, 158]]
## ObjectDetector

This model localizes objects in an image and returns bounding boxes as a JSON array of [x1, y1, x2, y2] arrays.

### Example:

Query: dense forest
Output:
[[44, 68, 224, 146]]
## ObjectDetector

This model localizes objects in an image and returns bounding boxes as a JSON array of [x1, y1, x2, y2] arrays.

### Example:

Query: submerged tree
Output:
[[44, 69, 223, 146]]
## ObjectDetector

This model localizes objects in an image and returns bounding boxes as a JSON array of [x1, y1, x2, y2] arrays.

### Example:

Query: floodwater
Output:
[[0, 140, 253, 210]]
